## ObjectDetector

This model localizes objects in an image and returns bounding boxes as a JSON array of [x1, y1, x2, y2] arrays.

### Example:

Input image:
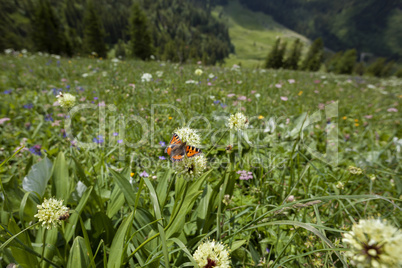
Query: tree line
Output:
[[0, 0, 233, 64], [264, 38, 402, 77]]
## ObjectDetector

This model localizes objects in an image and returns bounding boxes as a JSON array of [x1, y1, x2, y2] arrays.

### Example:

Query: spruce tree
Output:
[[283, 38, 303, 70], [265, 38, 286, 69], [83, 0, 107, 58], [301, 38, 324, 72], [31, 0, 66, 54], [335, 49, 357, 74], [130, 3, 153, 60]]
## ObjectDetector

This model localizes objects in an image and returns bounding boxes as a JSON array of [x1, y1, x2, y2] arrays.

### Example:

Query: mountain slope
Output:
[[213, 0, 311, 68]]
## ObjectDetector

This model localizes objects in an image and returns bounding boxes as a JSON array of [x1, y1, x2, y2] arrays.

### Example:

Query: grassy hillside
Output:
[[213, 0, 310, 68]]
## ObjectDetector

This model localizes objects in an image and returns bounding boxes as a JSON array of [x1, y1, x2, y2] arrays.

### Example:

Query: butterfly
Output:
[[165, 133, 202, 162]]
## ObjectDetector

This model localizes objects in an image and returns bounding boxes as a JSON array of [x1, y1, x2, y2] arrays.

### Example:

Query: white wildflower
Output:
[[56, 92, 76, 109], [174, 127, 201, 147], [193, 240, 230, 268], [173, 154, 207, 180], [141, 73, 152, 82], [228, 112, 248, 131], [195, 69, 203, 76], [34, 198, 69, 229], [343, 219, 402, 267]]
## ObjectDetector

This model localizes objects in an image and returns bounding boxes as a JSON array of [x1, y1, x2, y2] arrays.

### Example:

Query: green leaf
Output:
[[22, 157, 53, 197], [107, 186, 125, 218], [109, 169, 136, 206], [64, 187, 93, 242], [7, 218, 39, 268], [52, 152, 70, 201], [107, 211, 135, 268], [67, 237, 91, 268], [231, 240, 246, 251]]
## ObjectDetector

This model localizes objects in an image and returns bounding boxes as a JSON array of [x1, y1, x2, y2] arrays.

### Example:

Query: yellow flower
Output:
[[354, 119, 359, 122], [343, 116, 347, 120], [258, 115, 264, 119], [130, 172, 134, 177], [355, 123, 359, 127], [168, 116, 172, 120], [195, 69, 203, 76], [298, 91, 303, 96]]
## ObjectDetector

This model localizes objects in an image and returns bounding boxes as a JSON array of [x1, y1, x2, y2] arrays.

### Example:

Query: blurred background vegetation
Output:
[[1, 0, 401, 74]]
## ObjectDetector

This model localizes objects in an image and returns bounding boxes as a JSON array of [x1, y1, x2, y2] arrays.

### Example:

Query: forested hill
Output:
[[238, 0, 402, 60], [0, 0, 232, 64]]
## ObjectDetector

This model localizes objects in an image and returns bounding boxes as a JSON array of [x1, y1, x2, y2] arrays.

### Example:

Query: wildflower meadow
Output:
[[0, 51, 401, 267]]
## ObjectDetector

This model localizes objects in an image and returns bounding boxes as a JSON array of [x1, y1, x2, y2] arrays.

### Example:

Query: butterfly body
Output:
[[165, 133, 202, 162]]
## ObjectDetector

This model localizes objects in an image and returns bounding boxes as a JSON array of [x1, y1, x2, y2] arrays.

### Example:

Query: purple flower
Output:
[[93, 135, 104, 144], [387, 108, 398, 113], [94, 97, 98, 100], [29, 145, 42, 156], [3, 90, 12, 94], [66, 85, 70, 89], [220, 103, 227, 108], [227, 93, 236, 97], [237, 170, 253, 180], [159, 156, 166, 160], [238, 96, 247, 101], [159, 141, 166, 147], [23, 103, 33, 109], [52, 88, 62, 96], [213, 100, 221, 104], [117, 139, 123, 144], [45, 114, 54, 122], [280, 96, 288, 101], [113, 132, 119, 136], [140, 171, 149, 178]]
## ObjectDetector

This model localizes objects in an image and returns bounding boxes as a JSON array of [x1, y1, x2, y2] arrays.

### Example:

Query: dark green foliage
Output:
[[335, 49, 357, 74], [83, 0, 107, 58], [265, 38, 287, 69], [325, 51, 343, 73], [395, 67, 402, 78], [31, 0, 66, 54], [239, 0, 401, 60], [301, 38, 324, 72], [366, 58, 395, 77], [283, 38, 303, 70], [353, 62, 365, 76], [114, 39, 126, 59], [130, 3, 153, 60]]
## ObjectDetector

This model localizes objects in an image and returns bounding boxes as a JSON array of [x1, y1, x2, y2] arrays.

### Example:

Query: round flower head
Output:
[[56, 92, 76, 109], [195, 69, 203, 76], [173, 154, 207, 179], [228, 112, 248, 131], [193, 240, 230, 268], [348, 166, 363, 175], [174, 127, 201, 147], [141, 73, 152, 82], [34, 198, 69, 229], [343, 219, 402, 267]]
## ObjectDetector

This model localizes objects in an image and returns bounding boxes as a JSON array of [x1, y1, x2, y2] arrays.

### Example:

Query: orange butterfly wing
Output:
[[171, 154, 184, 162], [165, 133, 182, 154], [186, 145, 202, 158]]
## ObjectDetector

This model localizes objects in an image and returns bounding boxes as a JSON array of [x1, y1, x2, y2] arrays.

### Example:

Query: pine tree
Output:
[[83, 0, 107, 58], [130, 3, 153, 60], [31, 0, 66, 54], [366, 58, 386, 77], [335, 49, 357, 74], [283, 38, 303, 70], [301, 38, 324, 72], [265, 38, 286, 69]]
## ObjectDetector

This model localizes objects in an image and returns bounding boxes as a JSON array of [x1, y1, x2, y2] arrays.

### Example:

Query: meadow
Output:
[[0, 51, 401, 267]]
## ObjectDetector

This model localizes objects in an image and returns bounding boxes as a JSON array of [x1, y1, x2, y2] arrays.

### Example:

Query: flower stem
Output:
[[39, 228, 48, 266], [205, 130, 228, 157]]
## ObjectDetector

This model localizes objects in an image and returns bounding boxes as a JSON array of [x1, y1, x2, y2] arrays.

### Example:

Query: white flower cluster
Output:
[[228, 112, 248, 131], [343, 219, 402, 267], [174, 154, 207, 179], [56, 92, 76, 109], [193, 240, 230, 268], [195, 69, 203, 76], [141, 73, 152, 82], [174, 127, 201, 147], [34, 198, 69, 229], [348, 166, 363, 175]]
